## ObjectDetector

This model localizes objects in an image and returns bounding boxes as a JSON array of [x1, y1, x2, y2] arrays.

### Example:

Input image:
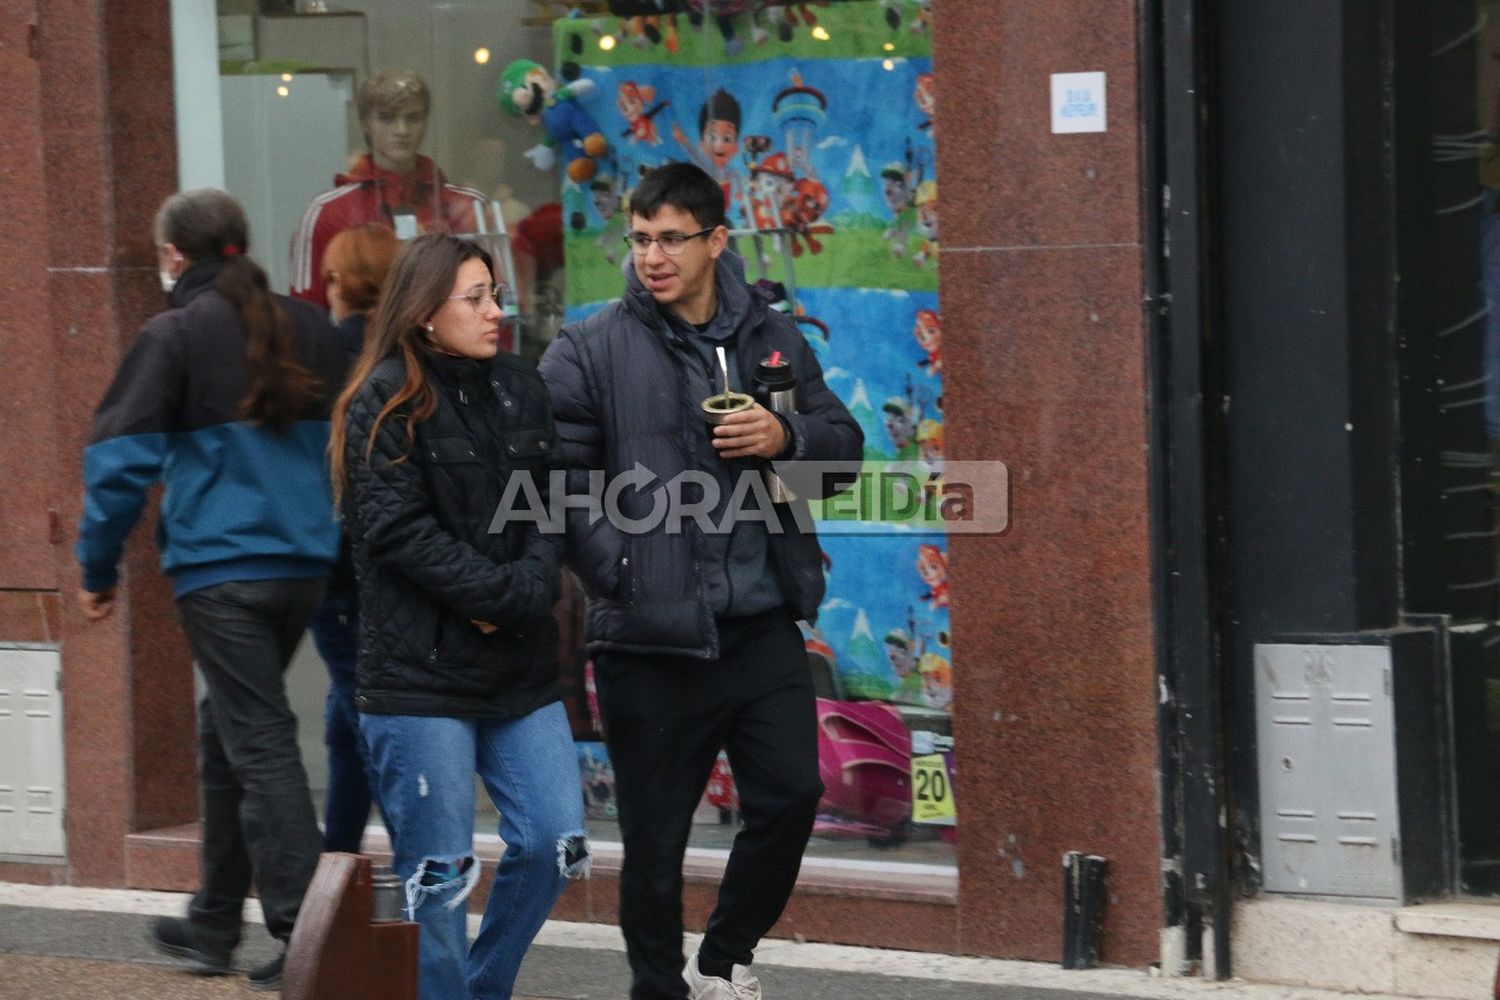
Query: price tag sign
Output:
[[911, 753, 956, 825]]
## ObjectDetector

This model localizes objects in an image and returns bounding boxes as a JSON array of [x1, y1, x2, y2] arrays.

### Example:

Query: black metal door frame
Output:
[[1144, 0, 1486, 974], [1141, 0, 1232, 979]]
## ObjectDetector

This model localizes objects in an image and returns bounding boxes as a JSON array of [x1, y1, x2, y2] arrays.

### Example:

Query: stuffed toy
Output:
[[498, 59, 610, 183]]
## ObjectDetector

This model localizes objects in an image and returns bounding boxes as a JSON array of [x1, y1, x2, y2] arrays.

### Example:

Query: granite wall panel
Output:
[[16, 0, 193, 883], [934, 0, 1160, 968], [0, 2, 60, 590]]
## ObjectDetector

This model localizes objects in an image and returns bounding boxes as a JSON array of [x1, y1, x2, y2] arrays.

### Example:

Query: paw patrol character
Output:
[[914, 309, 942, 374], [881, 161, 919, 257], [915, 73, 937, 137], [672, 89, 745, 222], [617, 82, 667, 146], [590, 173, 628, 266], [883, 397, 919, 460], [748, 152, 796, 231], [782, 176, 833, 256], [916, 543, 949, 610], [498, 59, 609, 184], [885, 628, 924, 702], [912, 180, 939, 268], [918, 653, 952, 711], [915, 418, 945, 497]]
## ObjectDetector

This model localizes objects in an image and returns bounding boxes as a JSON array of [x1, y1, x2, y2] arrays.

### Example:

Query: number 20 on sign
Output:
[[911, 753, 956, 825]]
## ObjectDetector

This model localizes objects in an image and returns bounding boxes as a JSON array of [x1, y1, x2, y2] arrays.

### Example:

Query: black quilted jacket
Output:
[[343, 350, 562, 718], [538, 253, 864, 660]]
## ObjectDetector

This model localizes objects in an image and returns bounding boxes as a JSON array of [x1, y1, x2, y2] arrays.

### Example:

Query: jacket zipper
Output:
[[656, 313, 720, 658]]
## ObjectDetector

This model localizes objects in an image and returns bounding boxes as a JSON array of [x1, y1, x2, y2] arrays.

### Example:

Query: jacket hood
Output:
[[620, 248, 761, 341], [168, 257, 226, 309]]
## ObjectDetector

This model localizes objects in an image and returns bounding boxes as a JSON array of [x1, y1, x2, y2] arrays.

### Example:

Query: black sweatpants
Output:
[[594, 608, 823, 1000]]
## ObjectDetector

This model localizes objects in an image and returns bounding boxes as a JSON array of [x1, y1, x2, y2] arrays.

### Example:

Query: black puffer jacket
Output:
[[538, 253, 863, 660], [343, 350, 562, 718]]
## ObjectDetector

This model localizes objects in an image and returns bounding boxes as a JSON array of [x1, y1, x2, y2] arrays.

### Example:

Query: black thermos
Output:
[[754, 351, 797, 502]]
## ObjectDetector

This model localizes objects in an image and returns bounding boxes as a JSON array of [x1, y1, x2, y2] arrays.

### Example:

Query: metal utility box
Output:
[[1254, 631, 1452, 902], [1256, 643, 1398, 897], [0, 645, 66, 859]]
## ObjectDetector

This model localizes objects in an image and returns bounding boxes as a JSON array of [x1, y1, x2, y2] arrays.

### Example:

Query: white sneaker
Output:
[[683, 953, 763, 1000]]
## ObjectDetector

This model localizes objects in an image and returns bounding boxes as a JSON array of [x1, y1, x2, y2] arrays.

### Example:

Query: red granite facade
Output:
[[936, 0, 1161, 967], [1, 0, 198, 888], [0, 0, 1159, 967]]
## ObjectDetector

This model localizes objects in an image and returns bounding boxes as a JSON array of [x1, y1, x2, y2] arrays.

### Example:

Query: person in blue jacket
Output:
[[75, 188, 350, 992]]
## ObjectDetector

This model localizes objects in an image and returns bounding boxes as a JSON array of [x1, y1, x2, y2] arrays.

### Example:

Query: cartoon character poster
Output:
[[553, 2, 948, 718]]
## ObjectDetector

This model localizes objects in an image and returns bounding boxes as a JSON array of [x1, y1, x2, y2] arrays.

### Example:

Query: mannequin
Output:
[[290, 69, 487, 309]]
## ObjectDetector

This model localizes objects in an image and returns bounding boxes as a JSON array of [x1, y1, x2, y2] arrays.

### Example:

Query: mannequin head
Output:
[[357, 69, 431, 174]]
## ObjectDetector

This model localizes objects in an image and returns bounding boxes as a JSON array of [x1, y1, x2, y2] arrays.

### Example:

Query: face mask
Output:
[[159, 269, 176, 294]]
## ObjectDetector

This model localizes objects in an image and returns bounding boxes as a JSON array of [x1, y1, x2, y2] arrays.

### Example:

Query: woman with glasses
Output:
[[329, 234, 587, 1000]]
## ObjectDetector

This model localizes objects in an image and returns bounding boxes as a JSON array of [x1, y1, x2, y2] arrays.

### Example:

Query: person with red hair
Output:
[[310, 221, 399, 854]]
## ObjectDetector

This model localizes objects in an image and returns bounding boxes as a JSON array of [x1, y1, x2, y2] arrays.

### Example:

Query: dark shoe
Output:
[[248, 949, 285, 992], [148, 916, 232, 976]]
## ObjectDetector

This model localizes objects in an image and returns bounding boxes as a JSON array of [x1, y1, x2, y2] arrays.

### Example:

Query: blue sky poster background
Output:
[[555, 3, 949, 714]]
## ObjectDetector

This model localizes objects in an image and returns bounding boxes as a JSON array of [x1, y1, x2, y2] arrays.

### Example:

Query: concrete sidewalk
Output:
[[0, 884, 1415, 1000]]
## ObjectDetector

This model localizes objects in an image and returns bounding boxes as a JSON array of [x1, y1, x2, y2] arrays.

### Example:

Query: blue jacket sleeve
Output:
[[75, 319, 184, 592]]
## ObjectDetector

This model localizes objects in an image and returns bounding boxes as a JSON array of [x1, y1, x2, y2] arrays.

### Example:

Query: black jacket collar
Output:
[[168, 257, 226, 309], [621, 249, 760, 344], [424, 348, 490, 390]]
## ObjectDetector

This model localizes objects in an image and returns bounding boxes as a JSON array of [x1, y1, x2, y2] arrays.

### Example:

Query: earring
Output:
[[425, 323, 435, 333]]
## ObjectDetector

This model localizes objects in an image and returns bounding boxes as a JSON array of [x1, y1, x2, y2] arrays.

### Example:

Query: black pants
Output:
[[595, 609, 823, 1000], [176, 577, 326, 951]]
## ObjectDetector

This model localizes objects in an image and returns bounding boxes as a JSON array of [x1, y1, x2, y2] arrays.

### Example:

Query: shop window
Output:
[[211, 0, 953, 866]]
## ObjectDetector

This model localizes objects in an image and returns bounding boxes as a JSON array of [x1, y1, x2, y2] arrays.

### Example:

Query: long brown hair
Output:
[[156, 188, 318, 432], [329, 234, 495, 505]]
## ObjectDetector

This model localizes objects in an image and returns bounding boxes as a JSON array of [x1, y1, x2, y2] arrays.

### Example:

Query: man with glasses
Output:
[[540, 162, 862, 1000]]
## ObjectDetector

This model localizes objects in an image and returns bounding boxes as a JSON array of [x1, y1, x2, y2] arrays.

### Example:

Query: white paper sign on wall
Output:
[[1051, 72, 1107, 134]]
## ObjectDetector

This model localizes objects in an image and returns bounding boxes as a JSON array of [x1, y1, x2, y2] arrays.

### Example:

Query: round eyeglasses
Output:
[[446, 283, 509, 312], [622, 228, 715, 256]]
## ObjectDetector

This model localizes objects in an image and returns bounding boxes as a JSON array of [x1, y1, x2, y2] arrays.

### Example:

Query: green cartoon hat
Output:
[[498, 59, 546, 118]]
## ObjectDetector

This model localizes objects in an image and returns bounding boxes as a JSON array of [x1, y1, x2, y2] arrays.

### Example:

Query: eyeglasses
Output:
[[622, 228, 715, 256], [446, 283, 509, 312]]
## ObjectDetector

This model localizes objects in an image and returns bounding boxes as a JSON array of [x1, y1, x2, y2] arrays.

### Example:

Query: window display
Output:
[[213, 0, 953, 865], [554, 0, 951, 859], [288, 69, 488, 309]]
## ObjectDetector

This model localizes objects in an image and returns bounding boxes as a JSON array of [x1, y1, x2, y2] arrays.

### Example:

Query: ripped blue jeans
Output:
[[361, 701, 588, 1000]]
